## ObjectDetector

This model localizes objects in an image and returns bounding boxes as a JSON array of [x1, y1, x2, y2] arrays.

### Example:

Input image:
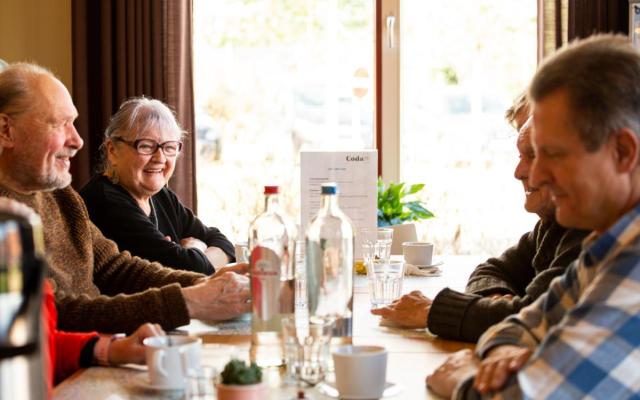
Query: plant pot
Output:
[[390, 223, 417, 255], [216, 382, 268, 400]]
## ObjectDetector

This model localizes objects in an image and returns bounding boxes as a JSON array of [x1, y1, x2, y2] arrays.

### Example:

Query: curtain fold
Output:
[[539, 0, 628, 58], [568, 0, 628, 39], [71, 0, 196, 211]]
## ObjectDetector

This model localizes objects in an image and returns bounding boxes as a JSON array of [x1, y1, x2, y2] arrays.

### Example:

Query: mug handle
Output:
[[152, 350, 168, 378], [179, 347, 194, 379]]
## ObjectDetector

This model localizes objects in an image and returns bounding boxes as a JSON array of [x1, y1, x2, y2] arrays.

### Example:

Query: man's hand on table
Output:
[[107, 323, 165, 365], [473, 344, 532, 394], [192, 262, 249, 285], [182, 271, 251, 320], [212, 262, 249, 278], [370, 290, 432, 329], [426, 349, 480, 398]]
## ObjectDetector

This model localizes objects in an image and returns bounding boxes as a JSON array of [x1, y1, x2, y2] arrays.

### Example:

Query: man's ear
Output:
[[614, 128, 640, 173], [0, 113, 16, 149]]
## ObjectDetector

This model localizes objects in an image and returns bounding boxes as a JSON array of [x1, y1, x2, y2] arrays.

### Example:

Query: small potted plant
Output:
[[216, 359, 267, 400], [377, 177, 434, 254]]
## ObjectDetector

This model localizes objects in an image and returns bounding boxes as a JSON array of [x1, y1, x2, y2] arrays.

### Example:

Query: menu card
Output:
[[300, 150, 378, 259]]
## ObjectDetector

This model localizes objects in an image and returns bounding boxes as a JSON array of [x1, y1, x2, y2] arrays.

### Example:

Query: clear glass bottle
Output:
[[305, 182, 354, 338], [249, 186, 296, 367]]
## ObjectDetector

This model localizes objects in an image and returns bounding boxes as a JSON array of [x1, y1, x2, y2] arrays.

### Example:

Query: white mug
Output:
[[402, 241, 434, 266], [332, 345, 387, 398], [143, 335, 202, 389]]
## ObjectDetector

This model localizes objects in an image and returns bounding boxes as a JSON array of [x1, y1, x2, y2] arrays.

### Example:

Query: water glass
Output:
[[295, 240, 307, 308], [361, 228, 393, 266], [282, 316, 302, 383], [281, 316, 334, 386], [185, 366, 216, 399], [234, 242, 249, 263], [368, 260, 404, 308]]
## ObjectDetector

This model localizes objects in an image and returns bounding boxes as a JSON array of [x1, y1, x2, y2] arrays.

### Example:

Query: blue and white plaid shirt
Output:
[[457, 203, 640, 399]]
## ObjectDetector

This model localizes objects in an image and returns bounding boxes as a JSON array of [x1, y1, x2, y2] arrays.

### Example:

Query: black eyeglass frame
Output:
[[112, 137, 183, 156]]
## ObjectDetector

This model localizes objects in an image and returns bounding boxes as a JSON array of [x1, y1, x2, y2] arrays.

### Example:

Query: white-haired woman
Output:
[[80, 97, 234, 275]]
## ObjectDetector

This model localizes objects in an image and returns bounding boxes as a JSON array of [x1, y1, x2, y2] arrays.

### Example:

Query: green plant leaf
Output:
[[407, 183, 425, 195], [406, 201, 435, 217], [377, 179, 434, 226]]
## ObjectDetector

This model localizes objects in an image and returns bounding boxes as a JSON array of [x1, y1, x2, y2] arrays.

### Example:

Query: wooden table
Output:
[[53, 255, 483, 399]]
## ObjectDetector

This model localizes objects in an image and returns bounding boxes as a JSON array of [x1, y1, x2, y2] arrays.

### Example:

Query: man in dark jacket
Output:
[[371, 98, 589, 343]]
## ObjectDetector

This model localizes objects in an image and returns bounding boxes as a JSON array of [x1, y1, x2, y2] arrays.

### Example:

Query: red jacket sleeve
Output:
[[43, 280, 98, 385]]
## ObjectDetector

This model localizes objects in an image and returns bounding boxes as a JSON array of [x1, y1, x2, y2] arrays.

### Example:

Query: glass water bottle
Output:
[[305, 182, 354, 339], [249, 186, 296, 367]]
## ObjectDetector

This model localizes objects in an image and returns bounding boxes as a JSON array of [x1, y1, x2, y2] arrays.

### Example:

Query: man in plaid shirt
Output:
[[427, 34, 640, 399]]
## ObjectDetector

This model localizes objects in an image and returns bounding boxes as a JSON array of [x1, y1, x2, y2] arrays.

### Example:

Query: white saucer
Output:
[[131, 373, 185, 392], [409, 260, 443, 269], [317, 381, 402, 399]]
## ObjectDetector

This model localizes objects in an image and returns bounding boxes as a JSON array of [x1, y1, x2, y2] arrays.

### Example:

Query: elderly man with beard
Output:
[[0, 62, 250, 333]]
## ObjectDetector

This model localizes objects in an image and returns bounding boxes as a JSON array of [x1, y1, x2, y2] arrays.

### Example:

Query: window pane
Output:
[[193, 0, 375, 242], [400, 1, 538, 255]]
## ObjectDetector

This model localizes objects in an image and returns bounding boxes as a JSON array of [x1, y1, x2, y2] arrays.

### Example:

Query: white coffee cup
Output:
[[332, 345, 387, 398], [402, 241, 434, 266], [143, 335, 202, 389]]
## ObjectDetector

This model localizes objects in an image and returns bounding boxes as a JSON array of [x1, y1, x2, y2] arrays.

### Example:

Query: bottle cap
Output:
[[321, 183, 338, 195], [264, 186, 279, 194]]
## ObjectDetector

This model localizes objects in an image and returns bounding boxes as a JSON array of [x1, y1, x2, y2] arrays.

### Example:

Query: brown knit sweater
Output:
[[0, 185, 203, 333]]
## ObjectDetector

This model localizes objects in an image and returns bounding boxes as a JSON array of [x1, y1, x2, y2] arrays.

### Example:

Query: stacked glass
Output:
[[361, 228, 404, 308]]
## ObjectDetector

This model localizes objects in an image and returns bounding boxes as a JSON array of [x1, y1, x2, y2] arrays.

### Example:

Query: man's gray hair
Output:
[[505, 90, 529, 129], [99, 97, 186, 173], [0, 63, 56, 115], [529, 34, 640, 151]]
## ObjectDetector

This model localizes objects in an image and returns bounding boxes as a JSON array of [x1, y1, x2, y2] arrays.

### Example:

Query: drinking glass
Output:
[[367, 260, 404, 308], [294, 240, 307, 309], [185, 366, 216, 400], [281, 316, 334, 386], [361, 228, 393, 267]]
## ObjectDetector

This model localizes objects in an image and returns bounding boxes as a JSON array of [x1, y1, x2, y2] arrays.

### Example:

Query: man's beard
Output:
[[15, 170, 72, 192], [9, 154, 74, 193]]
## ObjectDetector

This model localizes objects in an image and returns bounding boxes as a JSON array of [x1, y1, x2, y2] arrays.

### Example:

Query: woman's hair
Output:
[[99, 97, 186, 174]]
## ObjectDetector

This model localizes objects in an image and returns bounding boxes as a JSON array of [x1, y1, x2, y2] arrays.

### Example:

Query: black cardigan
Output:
[[427, 218, 589, 342], [80, 175, 235, 275]]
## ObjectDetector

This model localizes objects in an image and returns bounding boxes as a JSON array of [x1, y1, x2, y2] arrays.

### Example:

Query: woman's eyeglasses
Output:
[[113, 137, 183, 156]]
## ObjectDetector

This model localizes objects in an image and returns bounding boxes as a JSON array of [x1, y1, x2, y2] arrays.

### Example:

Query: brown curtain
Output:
[[71, 0, 197, 211], [568, 0, 628, 40], [539, 0, 628, 58]]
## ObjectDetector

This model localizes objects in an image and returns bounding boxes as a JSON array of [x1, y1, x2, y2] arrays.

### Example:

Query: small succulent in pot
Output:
[[220, 359, 262, 385], [217, 359, 267, 400]]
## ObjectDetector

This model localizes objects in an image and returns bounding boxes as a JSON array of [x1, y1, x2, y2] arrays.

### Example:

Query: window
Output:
[[194, 1, 538, 255], [193, 0, 375, 242], [395, 1, 538, 255]]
